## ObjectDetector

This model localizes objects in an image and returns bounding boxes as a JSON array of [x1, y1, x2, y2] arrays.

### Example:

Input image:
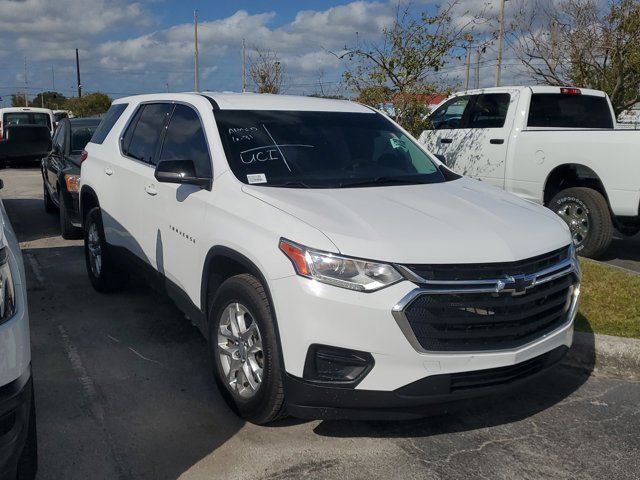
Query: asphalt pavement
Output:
[[1, 167, 638, 480]]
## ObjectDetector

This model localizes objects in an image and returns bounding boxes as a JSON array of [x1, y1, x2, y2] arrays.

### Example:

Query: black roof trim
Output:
[[200, 94, 220, 110]]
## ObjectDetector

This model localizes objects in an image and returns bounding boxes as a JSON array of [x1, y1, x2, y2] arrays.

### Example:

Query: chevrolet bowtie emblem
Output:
[[497, 274, 537, 295]]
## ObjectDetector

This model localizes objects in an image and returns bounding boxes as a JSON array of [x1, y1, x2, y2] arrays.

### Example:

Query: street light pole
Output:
[[194, 10, 200, 92], [495, 0, 506, 87]]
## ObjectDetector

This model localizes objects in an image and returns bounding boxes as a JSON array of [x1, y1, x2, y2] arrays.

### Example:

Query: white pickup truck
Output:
[[419, 86, 640, 258]]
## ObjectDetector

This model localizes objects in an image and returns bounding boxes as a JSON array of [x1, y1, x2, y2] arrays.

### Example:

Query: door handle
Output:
[[440, 138, 453, 144], [144, 184, 158, 196], [490, 138, 505, 144], [104, 167, 113, 176]]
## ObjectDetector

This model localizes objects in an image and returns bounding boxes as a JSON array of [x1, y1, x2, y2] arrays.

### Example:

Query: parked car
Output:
[[0, 180, 37, 479], [420, 86, 640, 258], [80, 93, 580, 423], [0, 125, 52, 166], [42, 117, 100, 239], [0, 107, 54, 139]]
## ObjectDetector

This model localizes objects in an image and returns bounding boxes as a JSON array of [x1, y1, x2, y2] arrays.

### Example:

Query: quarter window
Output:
[[122, 103, 172, 163], [158, 105, 212, 176], [91, 103, 128, 144]]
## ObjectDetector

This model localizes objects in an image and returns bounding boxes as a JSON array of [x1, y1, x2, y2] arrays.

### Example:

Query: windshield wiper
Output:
[[338, 176, 426, 188], [265, 180, 313, 188]]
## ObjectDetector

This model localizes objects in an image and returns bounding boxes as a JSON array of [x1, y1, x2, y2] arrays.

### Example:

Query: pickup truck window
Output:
[[430, 96, 470, 129], [215, 110, 446, 188], [527, 94, 613, 128], [466, 93, 510, 128]]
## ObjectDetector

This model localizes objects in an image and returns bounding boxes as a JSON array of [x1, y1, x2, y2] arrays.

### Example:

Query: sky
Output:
[[0, 0, 531, 105]]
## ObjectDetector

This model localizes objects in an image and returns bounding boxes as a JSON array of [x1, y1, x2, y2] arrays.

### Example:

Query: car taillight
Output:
[[560, 87, 581, 95], [80, 150, 88, 163]]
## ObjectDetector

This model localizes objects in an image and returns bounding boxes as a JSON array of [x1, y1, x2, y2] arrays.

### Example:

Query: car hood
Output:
[[242, 177, 571, 264]]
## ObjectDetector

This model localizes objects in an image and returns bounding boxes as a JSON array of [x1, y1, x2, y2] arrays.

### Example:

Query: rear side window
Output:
[[466, 93, 510, 128], [159, 104, 212, 175], [71, 125, 98, 153], [528, 94, 613, 128], [122, 103, 172, 163], [90, 103, 127, 144]]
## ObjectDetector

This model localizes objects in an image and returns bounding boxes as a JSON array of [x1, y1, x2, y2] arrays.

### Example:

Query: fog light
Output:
[[303, 344, 374, 387]]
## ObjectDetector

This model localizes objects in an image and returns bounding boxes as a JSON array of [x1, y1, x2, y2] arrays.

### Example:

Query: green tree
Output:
[[29, 91, 67, 110], [341, 2, 480, 135], [515, 0, 640, 115], [10, 94, 27, 107], [64, 92, 112, 117]]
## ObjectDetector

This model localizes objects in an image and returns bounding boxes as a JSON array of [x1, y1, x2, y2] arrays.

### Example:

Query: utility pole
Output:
[[550, 20, 559, 71], [464, 44, 471, 90], [475, 48, 482, 89], [76, 48, 82, 97], [166, 82, 169, 93], [194, 10, 200, 92], [495, 0, 506, 87], [51, 66, 55, 91], [23, 57, 28, 106], [242, 38, 247, 93]]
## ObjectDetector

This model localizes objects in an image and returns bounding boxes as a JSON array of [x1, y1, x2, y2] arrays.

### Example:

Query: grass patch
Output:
[[575, 259, 640, 338]]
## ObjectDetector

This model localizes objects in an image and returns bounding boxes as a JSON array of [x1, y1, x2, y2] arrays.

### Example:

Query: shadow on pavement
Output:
[[25, 245, 244, 479], [2, 198, 60, 243]]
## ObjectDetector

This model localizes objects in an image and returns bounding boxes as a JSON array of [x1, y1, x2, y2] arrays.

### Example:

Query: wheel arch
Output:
[[201, 245, 286, 369], [543, 163, 609, 207], [79, 185, 100, 227]]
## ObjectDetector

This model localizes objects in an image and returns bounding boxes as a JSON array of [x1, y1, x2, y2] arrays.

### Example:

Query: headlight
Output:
[[279, 239, 402, 292], [0, 248, 16, 325]]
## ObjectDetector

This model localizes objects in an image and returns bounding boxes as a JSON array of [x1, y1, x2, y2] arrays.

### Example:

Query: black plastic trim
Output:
[[285, 346, 568, 420], [302, 344, 374, 387], [200, 95, 220, 110]]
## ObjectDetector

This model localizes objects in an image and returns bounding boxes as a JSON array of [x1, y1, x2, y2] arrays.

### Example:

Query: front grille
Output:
[[403, 246, 570, 281], [402, 274, 575, 352]]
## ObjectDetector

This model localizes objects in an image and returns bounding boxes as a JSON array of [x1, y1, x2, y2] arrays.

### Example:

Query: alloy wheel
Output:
[[217, 302, 264, 399], [87, 222, 102, 277]]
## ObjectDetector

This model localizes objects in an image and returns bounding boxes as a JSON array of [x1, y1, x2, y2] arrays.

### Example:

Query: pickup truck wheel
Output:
[[84, 207, 127, 292], [43, 184, 56, 214], [550, 187, 613, 258], [59, 193, 82, 240], [209, 274, 286, 425]]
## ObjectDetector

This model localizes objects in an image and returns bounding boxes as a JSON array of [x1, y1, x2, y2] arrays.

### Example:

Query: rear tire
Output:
[[43, 184, 56, 214], [84, 207, 127, 292], [209, 274, 286, 424], [549, 187, 613, 258], [59, 193, 82, 240]]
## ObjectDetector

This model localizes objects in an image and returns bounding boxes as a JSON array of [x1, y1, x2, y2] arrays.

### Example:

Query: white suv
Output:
[[80, 93, 580, 423]]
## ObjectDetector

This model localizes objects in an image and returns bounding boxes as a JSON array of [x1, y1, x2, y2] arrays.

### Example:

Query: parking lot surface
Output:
[[1, 167, 638, 480]]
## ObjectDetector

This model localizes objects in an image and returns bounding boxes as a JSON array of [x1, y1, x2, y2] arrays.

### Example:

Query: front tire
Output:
[[549, 187, 613, 258], [209, 274, 286, 424], [84, 207, 127, 292]]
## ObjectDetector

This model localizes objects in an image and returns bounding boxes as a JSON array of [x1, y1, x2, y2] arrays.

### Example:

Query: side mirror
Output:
[[154, 159, 211, 189], [0, 179, 4, 190], [434, 154, 447, 164]]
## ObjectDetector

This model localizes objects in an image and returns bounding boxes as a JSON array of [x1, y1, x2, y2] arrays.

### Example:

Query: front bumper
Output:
[[270, 274, 577, 417], [0, 366, 32, 478]]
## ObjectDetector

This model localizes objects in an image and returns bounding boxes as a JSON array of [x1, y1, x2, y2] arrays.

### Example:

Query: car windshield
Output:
[[215, 110, 446, 188]]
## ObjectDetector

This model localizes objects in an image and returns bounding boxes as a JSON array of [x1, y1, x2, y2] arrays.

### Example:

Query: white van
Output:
[[0, 107, 54, 140]]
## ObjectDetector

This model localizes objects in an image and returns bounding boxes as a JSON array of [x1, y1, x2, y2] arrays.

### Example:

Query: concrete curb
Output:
[[563, 331, 640, 381]]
